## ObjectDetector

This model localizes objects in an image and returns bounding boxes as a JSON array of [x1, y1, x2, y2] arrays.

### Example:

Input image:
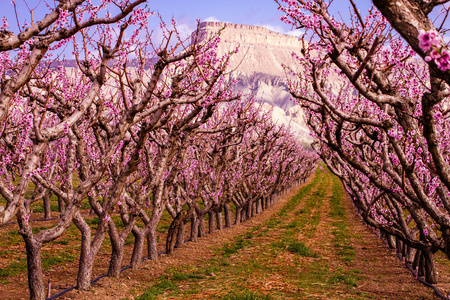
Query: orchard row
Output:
[[0, 2, 318, 299], [278, 0, 450, 285]]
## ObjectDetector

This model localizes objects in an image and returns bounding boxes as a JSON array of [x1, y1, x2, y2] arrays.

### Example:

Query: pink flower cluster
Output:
[[418, 29, 450, 71], [56, 9, 69, 27], [1, 17, 8, 29]]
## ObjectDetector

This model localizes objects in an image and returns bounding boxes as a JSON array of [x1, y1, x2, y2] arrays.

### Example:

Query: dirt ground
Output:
[[1, 174, 450, 299]]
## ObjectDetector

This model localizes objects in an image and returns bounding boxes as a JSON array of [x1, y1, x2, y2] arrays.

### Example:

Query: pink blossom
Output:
[[2, 17, 8, 29], [436, 49, 450, 71], [430, 48, 441, 60], [418, 29, 440, 52], [56, 9, 69, 27]]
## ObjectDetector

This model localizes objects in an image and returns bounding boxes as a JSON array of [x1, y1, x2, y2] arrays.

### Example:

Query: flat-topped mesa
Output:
[[198, 22, 304, 50], [197, 22, 312, 142], [196, 21, 305, 77]]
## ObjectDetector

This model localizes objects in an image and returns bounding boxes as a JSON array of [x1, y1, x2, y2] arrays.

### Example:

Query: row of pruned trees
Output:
[[278, 0, 450, 284], [0, 2, 318, 299]]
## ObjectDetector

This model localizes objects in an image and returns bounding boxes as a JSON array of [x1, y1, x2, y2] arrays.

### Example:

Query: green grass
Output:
[[54, 239, 69, 245], [329, 273, 358, 286], [286, 240, 319, 258], [42, 252, 76, 271], [85, 217, 99, 226], [329, 269, 362, 287], [4, 230, 22, 245], [277, 169, 320, 217], [270, 238, 318, 258], [32, 226, 49, 235], [135, 278, 178, 300], [130, 175, 323, 298], [171, 271, 206, 281], [220, 238, 250, 257], [219, 232, 255, 258], [329, 174, 356, 262], [0, 257, 27, 278], [131, 166, 365, 299]]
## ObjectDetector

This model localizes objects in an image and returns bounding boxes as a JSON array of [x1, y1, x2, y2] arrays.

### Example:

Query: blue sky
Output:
[[3, 1, 374, 38], [154, 0, 283, 24], [2, 0, 294, 41], [150, 0, 290, 32]]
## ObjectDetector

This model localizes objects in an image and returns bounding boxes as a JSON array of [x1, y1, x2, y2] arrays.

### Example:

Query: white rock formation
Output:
[[199, 22, 304, 77], [199, 22, 313, 143]]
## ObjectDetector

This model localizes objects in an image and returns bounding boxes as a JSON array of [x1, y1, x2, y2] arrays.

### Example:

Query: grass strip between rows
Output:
[[133, 168, 366, 299]]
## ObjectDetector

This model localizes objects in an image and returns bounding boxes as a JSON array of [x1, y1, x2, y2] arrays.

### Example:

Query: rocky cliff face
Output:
[[199, 22, 312, 142], [199, 22, 304, 77]]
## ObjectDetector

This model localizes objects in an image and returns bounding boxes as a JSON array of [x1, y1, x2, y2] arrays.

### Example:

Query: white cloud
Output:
[[286, 29, 304, 37], [204, 16, 220, 22], [176, 22, 196, 40], [148, 20, 197, 49]]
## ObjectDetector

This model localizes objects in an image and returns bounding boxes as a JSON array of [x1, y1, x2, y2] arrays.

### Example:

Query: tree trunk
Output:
[[423, 248, 437, 284], [130, 226, 145, 269], [420, 251, 426, 277], [235, 206, 241, 225], [245, 203, 251, 220], [198, 216, 206, 237], [224, 203, 232, 228], [386, 234, 396, 250], [208, 211, 215, 234], [256, 198, 262, 214], [24, 201, 31, 215], [443, 227, 450, 259], [413, 248, 422, 272], [107, 217, 136, 278], [76, 241, 95, 290], [108, 244, 125, 278], [166, 225, 177, 254], [265, 197, 270, 209], [175, 221, 185, 248], [57, 195, 65, 216], [405, 245, 415, 264], [107, 222, 125, 278], [396, 237, 403, 255], [166, 211, 186, 254], [22, 232, 45, 300], [43, 192, 51, 219], [145, 203, 164, 260], [73, 213, 106, 290], [216, 211, 223, 230], [241, 207, 246, 222], [147, 226, 158, 260], [190, 215, 198, 242]]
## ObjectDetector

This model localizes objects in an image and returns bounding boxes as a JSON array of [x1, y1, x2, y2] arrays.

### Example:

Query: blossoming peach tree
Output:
[[0, 2, 319, 299], [277, 0, 450, 283]]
